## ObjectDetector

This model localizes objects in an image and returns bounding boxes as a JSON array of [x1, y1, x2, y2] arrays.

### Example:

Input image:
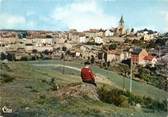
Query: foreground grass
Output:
[[0, 61, 168, 117]]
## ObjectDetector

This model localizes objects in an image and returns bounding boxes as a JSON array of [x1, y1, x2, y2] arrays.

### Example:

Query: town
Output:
[[1, 16, 168, 117], [1, 16, 168, 91]]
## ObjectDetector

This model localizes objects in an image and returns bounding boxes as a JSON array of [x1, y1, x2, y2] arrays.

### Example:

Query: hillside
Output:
[[31, 60, 168, 101], [0, 60, 168, 117]]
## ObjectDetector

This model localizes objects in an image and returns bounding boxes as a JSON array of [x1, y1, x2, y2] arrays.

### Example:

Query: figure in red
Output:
[[81, 61, 97, 86]]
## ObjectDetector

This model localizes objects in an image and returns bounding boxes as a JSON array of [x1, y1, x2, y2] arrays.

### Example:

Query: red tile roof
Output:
[[144, 55, 155, 61]]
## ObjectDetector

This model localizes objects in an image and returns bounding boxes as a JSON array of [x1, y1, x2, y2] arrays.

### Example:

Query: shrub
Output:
[[97, 86, 167, 111], [49, 78, 59, 91], [20, 56, 28, 61], [97, 87, 129, 107], [0, 73, 15, 83], [1, 63, 12, 71], [109, 43, 117, 50]]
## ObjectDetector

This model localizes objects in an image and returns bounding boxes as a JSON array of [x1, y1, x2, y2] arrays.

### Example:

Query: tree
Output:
[[98, 52, 103, 60], [104, 52, 107, 63], [32, 49, 38, 60], [62, 46, 67, 51], [6, 52, 15, 61], [43, 49, 49, 55], [131, 28, 134, 33], [46, 35, 53, 38], [118, 63, 130, 77], [90, 55, 95, 64], [109, 43, 117, 50], [0, 52, 6, 60], [138, 68, 151, 82]]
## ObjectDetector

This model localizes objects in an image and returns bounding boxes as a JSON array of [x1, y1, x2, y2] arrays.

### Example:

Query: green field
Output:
[[30, 60, 168, 101], [0, 60, 168, 117]]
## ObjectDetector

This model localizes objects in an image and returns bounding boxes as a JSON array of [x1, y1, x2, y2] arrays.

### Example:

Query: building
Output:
[[94, 37, 103, 44], [106, 50, 130, 62], [32, 38, 53, 47], [105, 29, 114, 37], [136, 29, 159, 41], [144, 55, 157, 67], [131, 48, 157, 66], [79, 36, 88, 43], [131, 48, 148, 65], [116, 16, 125, 35]]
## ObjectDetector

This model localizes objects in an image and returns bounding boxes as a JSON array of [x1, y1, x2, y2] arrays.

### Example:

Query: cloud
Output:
[[26, 20, 36, 29], [51, 0, 117, 31], [0, 13, 26, 29], [161, 11, 168, 32]]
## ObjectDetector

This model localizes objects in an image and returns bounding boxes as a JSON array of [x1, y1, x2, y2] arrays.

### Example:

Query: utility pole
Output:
[[123, 76, 126, 91], [167, 97, 168, 117], [61, 53, 65, 74], [62, 55, 65, 74], [129, 57, 133, 93]]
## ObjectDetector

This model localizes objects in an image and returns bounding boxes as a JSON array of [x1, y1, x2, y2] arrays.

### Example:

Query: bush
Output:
[[0, 73, 15, 83], [138, 68, 152, 82], [20, 56, 28, 61], [0, 52, 6, 60], [97, 87, 129, 107], [97, 86, 167, 111], [1, 63, 12, 71], [109, 43, 117, 50]]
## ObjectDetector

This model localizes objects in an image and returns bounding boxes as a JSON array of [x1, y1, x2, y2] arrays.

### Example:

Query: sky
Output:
[[0, 0, 168, 32]]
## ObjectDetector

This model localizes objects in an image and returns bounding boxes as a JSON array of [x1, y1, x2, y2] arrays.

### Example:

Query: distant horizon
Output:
[[0, 0, 168, 32], [0, 27, 167, 33]]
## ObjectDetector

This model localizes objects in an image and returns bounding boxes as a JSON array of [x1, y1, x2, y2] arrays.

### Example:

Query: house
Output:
[[136, 29, 159, 41], [34, 46, 53, 52], [0, 37, 18, 48], [95, 37, 103, 44], [106, 51, 117, 62], [32, 38, 53, 47], [25, 43, 34, 53], [144, 55, 157, 67], [79, 36, 88, 43], [63, 43, 73, 50], [84, 29, 104, 38], [131, 48, 148, 65], [131, 48, 157, 66], [143, 33, 154, 41], [68, 32, 80, 43], [107, 50, 129, 62], [79, 45, 98, 59], [105, 29, 114, 37], [24, 38, 54, 52], [99, 49, 130, 63]]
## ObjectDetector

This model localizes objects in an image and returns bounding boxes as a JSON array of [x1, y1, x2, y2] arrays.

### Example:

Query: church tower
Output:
[[119, 16, 124, 27], [116, 16, 125, 35]]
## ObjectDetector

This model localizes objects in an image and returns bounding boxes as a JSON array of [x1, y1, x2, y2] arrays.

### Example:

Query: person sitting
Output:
[[81, 61, 97, 86]]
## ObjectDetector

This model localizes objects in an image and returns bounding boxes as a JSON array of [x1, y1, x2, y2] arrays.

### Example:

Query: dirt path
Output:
[[34, 64, 112, 85]]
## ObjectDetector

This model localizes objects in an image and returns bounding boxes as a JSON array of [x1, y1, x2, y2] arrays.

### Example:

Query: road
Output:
[[33, 63, 113, 85]]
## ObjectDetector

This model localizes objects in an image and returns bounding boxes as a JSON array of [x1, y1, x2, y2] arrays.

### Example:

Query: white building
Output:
[[32, 38, 53, 47], [105, 30, 114, 37], [79, 36, 88, 43], [95, 37, 103, 44], [63, 43, 73, 49]]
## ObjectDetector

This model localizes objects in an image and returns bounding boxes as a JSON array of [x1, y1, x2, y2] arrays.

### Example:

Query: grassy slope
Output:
[[0, 61, 167, 117], [30, 60, 168, 101]]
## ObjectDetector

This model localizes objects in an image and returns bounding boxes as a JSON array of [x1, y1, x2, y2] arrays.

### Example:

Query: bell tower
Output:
[[116, 16, 125, 35], [119, 16, 124, 27]]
